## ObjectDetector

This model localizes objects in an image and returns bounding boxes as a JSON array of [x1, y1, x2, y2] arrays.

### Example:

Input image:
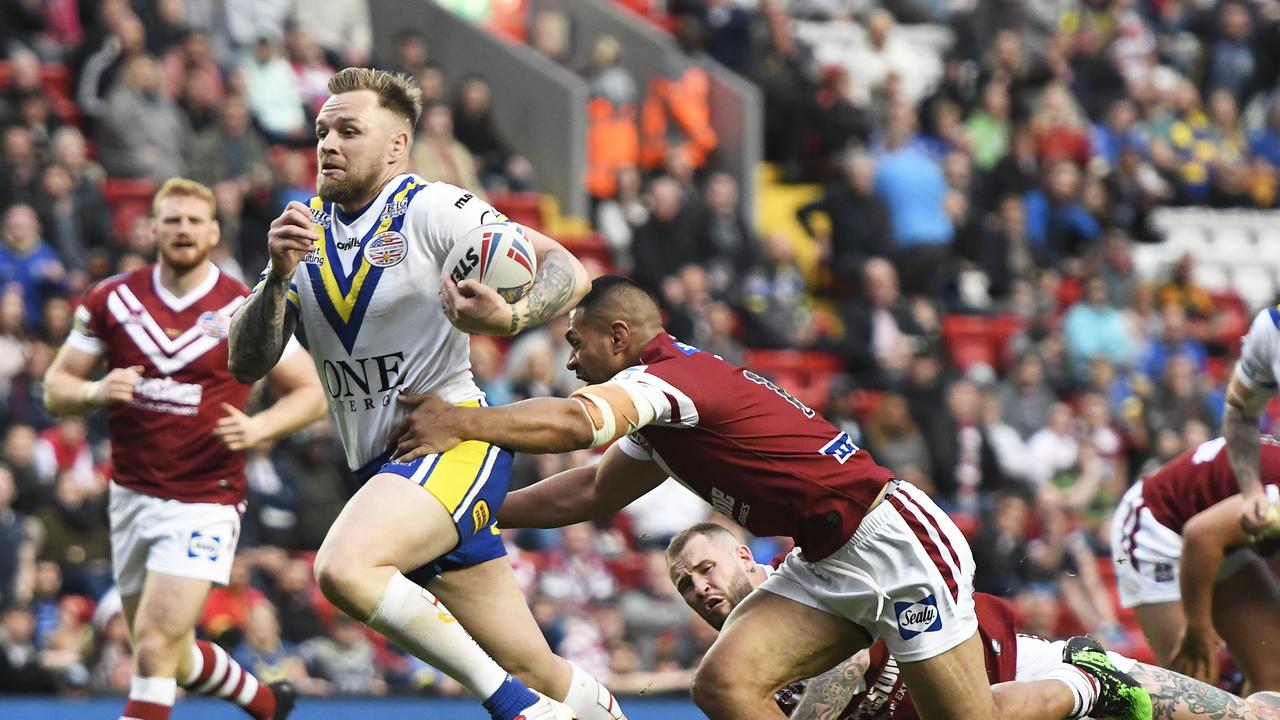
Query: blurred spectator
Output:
[[630, 176, 699, 294], [862, 392, 934, 494], [289, 0, 371, 67], [849, 9, 935, 109], [88, 596, 131, 694], [76, 10, 147, 120], [452, 76, 530, 192], [970, 490, 1032, 597], [751, 1, 818, 183], [412, 103, 483, 192], [0, 604, 61, 693], [932, 379, 1017, 515], [1138, 302, 1207, 380], [0, 205, 65, 328], [285, 23, 336, 114], [695, 0, 751, 74], [691, 171, 756, 292], [998, 353, 1057, 439], [1143, 353, 1216, 438], [469, 336, 514, 408], [232, 602, 327, 694], [829, 258, 921, 387], [874, 101, 953, 296], [201, 558, 268, 644], [696, 301, 745, 366], [797, 151, 890, 291], [1156, 254, 1215, 320], [50, 127, 105, 189], [594, 167, 648, 270], [268, 557, 325, 645], [33, 164, 114, 271], [97, 53, 190, 181], [968, 80, 1013, 171], [241, 23, 308, 142], [0, 467, 30, 606], [300, 614, 384, 695], [3, 425, 46, 513], [189, 94, 271, 188], [0, 125, 41, 210], [618, 549, 692, 666], [1064, 277, 1133, 372], [386, 30, 429, 77], [1204, 1, 1255, 105], [1031, 83, 1091, 168], [1024, 402, 1080, 488], [1023, 160, 1101, 267], [538, 523, 617, 612], [33, 468, 109, 595], [739, 234, 812, 350]]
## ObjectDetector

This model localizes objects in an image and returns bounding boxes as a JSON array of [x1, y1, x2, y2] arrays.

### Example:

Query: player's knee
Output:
[[313, 548, 356, 603], [132, 627, 180, 674]]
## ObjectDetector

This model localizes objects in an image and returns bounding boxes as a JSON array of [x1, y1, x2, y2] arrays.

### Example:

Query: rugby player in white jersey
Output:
[[227, 68, 624, 720], [1223, 307, 1280, 536]]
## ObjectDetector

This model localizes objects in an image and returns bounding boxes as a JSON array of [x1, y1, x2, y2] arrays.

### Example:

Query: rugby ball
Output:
[[443, 222, 538, 303]]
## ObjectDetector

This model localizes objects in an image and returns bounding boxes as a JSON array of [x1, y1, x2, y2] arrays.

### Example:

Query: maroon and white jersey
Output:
[[1141, 437, 1280, 532], [613, 334, 894, 560], [66, 264, 281, 504], [834, 593, 1018, 720]]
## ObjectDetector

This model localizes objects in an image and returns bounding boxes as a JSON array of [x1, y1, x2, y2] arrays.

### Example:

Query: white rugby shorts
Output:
[[760, 480, 979, 663], [108, 482, 241, 596], [1110, 480, 1268, 609], [1015, 635, 1136, 679]]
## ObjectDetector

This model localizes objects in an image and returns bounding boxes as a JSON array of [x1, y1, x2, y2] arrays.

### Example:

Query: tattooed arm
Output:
[[790, 652, 870, 720], [1224, 311, 1280, 533], [1124, 660, 1280, 720], [228, 202, 313, 383], [440, 225, 590, 336]]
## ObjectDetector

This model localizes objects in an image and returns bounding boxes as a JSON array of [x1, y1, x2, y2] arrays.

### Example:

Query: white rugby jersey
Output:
[[258, 175, 506, 470], [1238, 306, 1280, 395]]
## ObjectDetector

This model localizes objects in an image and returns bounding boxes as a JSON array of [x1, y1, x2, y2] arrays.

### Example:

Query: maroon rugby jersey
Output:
[[614, 334, 894, 560], [835, 593, 1018, 720], [1141, 437, 1280, 532], [67, 264, 254, 504]]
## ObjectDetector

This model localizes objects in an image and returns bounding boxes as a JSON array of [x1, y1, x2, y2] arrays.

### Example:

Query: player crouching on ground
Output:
[[669, 522, 1280, 720]]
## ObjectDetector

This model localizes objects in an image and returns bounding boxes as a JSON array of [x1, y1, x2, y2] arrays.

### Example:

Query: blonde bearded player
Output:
[[226, 68, 624, 720]]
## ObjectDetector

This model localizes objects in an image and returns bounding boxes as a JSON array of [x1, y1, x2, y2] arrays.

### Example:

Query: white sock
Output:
[[562, 661, 625, 720], [1046, 664, 1100, 720], [366, 570, 508, 699]]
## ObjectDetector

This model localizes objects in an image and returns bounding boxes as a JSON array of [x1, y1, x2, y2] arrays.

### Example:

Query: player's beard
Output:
[[158, 241, 208, 274], [316, 162, 380, 206], [710, 569, 756, 630]]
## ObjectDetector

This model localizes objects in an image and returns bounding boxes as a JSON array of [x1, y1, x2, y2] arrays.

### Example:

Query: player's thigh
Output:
[[427, 557, 569, 693], [699, 586, 870, 695], [133, 571, 214, 641], [1132, 600, 1186, 664], [897, 631, 1000, 720], [318, 473, 460, 573], [1213, 556, 1280, 691], [1127, 661, 1258, 720]]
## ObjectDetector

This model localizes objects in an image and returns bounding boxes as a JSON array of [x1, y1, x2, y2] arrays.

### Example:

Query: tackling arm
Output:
[[497, 442, 669, 529]]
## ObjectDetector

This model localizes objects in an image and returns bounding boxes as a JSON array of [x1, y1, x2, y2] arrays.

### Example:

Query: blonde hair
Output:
[[328, 67, 423, 126], [152, 177, 216, 219]]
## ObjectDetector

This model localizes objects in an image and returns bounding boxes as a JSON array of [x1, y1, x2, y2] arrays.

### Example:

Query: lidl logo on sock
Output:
[[895, 595, 942, 640]]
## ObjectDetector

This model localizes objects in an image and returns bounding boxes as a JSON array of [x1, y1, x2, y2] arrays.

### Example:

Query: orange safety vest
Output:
[[585, 95, 639, 199], [639, 67, 718, 170]]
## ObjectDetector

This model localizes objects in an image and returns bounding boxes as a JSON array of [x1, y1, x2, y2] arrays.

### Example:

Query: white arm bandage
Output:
[[572, 384, 658, 449], [576, 393, 618, 449]]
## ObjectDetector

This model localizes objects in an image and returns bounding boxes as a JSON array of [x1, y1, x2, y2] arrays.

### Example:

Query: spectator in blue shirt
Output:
[[1024, 160, 1101, 265], [1064, 277, 1133, 373], [0, 204, 66, 328], [874, 101, 952, 296], [1138, 302, 1208, 381]]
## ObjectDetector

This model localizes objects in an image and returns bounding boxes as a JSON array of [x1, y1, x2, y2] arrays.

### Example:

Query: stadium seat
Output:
[[103, 178, 159, 242], [1189, 263, 1230, 291], [941, 315, 995, 372], [488, 191, 544, 230], [1232, 266, 1276, 311]]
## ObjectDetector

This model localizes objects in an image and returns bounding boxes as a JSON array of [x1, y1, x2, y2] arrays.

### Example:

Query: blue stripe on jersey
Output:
[[1270, 305, 1280, 330]]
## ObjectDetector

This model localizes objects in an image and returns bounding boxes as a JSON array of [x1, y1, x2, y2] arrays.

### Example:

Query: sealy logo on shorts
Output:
[[472, 499, 491, 533], [894, 595, 943, 640], [187, 531, 222, 561]]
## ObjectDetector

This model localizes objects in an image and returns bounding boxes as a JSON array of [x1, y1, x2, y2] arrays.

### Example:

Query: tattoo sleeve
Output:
[[791, 655, 869, 720], [512, 247, 578, 333], [1224, 404, 1264, 496], [1127, 662, 1256, 720], [228, 272, 297, 383]]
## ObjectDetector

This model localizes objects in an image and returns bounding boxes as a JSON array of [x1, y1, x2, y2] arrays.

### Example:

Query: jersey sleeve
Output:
[[66, 301, 105, 356], [1238, 308, 1280, 390], [413, 182, 507, 263], [607, 365, 701, 429]]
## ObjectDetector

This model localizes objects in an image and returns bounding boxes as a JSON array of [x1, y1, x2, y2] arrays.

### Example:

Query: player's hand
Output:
[[90, 365, 144, 405], [213, 403, 263, 451], [267, 201, 319, 280], [439, 274, 517, 336], [1240, 489, 1274, 536], [389, 393, 462, 462], [1169, 624, 1221, 682]]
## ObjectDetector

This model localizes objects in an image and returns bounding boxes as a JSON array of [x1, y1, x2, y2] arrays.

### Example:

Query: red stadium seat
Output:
[[941, 315, 995, 372], [488, 192, 544, 230], [103, 178, 159, 242]]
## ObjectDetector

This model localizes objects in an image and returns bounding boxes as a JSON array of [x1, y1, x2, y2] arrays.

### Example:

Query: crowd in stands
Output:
[[2, 0, 1278, 700]]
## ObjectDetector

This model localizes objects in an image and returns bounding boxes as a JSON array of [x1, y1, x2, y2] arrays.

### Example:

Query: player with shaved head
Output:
[[393, 274, 1153, 720]]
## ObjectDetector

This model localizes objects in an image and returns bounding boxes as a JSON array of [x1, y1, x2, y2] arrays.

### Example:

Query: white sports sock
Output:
[[563, 662, 625, 720], [1046, 664, 1100, 720], [129, 675, 177, 705], [365, 570, 508, 699]]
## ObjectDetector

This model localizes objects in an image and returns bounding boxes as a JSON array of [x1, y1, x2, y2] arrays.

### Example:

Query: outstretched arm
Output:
[[497, 443, 669, 529]]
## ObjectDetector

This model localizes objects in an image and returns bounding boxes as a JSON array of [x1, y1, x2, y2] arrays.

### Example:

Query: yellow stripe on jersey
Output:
[[308, 179, 421, 324]]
